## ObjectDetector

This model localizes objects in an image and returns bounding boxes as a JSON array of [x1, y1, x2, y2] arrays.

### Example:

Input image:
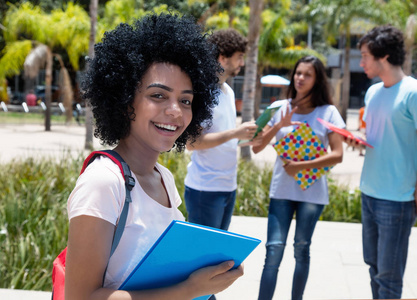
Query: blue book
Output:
[[118, 220, 261, 300]]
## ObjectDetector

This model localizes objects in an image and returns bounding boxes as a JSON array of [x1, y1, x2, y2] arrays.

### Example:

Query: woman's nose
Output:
[[165, 99, 181, 117]]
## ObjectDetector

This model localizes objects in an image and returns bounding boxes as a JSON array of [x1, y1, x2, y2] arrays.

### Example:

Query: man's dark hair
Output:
[[207, 28, 248, 59], [287, 56, 333, 107], [358, 25, 405, 66], [81, 13, 221, 151]]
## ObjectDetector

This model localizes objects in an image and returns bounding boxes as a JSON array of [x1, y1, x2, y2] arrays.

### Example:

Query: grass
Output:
[[0, 151, 363, 291], [0, 111, 71, 125], [0, 153, 84, 290]]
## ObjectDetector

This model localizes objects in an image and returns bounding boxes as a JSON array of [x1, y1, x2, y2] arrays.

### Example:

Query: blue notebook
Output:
[[118, 220, 261, 300]]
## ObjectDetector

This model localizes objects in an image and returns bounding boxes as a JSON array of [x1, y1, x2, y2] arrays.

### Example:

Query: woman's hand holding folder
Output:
[[183, 261, 244, 299]]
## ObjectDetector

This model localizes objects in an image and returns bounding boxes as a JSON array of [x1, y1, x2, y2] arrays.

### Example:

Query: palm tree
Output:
[[240, 0, 265, 160], [23, 44, 53, 130], [404, 14, 417, 75], [305, 0, 383, 121], [85, 0, 98, 150], [1, 2, 90, 130], [254, 4, 324, 119], [55, 54, 74, 124], [380, 0, 417, 76]]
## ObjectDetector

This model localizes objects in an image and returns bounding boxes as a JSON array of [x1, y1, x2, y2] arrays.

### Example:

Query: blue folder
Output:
[[119, 220, 261, 300]]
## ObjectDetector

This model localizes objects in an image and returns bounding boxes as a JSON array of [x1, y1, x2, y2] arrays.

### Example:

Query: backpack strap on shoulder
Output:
[[81, 150, 135, 256]]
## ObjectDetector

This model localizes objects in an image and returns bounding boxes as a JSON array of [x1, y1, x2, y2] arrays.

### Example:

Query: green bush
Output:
[[0, 152, 363, 291], [0, 153, 83, 290], [323, 178, 362, 223]]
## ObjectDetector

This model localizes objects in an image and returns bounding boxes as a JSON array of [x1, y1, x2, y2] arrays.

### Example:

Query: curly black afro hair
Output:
[[81, 13, 221, 151], [207, 28, 248, 59]]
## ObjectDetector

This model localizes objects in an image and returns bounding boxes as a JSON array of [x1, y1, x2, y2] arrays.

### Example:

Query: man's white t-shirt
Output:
[[67, 156, 185, 289], [185, 82, 238, 192]]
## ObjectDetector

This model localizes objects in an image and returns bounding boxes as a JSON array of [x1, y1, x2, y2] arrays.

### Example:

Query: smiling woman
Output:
[[127, 63, 194, 156], [63, 13, 244, 300]]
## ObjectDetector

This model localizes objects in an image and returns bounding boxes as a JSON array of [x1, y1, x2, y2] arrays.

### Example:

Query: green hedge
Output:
[[0, 151, 363, 291]]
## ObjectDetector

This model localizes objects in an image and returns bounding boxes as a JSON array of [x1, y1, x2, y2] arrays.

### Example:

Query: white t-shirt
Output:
[[268, 100, 345, 205], [67, 156, 185, 289], [185, 82, 238, 192]]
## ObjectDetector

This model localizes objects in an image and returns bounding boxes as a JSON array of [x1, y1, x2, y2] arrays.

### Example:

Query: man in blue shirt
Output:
[[356, 25, 417, 299]]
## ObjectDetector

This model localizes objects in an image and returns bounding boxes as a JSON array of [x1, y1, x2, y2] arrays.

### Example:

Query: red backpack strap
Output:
[[81, 150, 135, 193], [81, 151, 124, 176], [52, 150, 135, 299], [80, 150, 135, 256]]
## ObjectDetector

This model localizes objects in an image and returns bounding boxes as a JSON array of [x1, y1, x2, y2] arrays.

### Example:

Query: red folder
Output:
[[317, 118, 373, 148]]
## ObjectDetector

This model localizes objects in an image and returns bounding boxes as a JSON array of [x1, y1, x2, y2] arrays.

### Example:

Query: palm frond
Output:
[[3, 3, 49, 44], [0, 40, 32, 79], [206, 11, 230, 29], [263, 46, 325, 69], [50, 3, 90, 70], [101, 0, 146, 30]]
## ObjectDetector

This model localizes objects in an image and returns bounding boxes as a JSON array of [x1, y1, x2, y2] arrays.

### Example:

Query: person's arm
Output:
[[252, 106, 301, 154], [282, 131, 344, 177], [65, 216, 243, 300], [414, 181, 417, 214], [187, 122, 258, 150]]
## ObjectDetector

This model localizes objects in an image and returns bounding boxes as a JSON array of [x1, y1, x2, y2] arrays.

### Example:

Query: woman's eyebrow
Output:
[[147, 83, 194, 94], [147, 83, 173, 92]]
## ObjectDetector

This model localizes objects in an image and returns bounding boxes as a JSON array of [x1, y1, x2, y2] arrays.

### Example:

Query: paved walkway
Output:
[[0, 109, 364, 189], [1, 217, 416, 300], [1, 110, 416, 299]]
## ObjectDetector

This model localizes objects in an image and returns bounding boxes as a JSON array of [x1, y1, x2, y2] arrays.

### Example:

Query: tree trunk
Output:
[[228, 0, 237, 27], [55, 54, 73, 124], [404, 15, 416, 76], [254, 66, 263, 120], [197, 2, 218, 25], [44, 47, 53, 131], [85, 0, 98, 150], [340, 28, 351, 122], [240, 0, 265, 160]]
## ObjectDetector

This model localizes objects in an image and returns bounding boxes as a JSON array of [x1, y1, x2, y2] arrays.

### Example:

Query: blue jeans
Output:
[[184, 186, 236, 231], [258, 199, 324, 300], [361, 193, 416, 299]]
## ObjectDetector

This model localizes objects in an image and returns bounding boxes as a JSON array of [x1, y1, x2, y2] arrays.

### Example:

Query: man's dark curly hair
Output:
[[207, 28, 247, 59], [358, 25, 405, 66], [81, 13, 221, 151]]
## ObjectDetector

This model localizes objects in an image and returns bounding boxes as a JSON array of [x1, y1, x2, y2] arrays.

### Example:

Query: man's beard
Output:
[[229, 68, 241, 77]]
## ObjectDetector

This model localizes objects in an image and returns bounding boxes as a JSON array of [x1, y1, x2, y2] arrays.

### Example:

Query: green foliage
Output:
[[205, 11, 231, 30], [99, 0, 146, 32], [0, 153, 84, 290], [257, 3, 324, 70], [3, 3, 50, 44], [305, 0, 384, 42], [50, 2, 90, 70], [0, 40, 32, 78], [1, 0, 91, 84], [157, 151, 190, 216], [235, 160, 272, 217], [322, 178, 362, 223]]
